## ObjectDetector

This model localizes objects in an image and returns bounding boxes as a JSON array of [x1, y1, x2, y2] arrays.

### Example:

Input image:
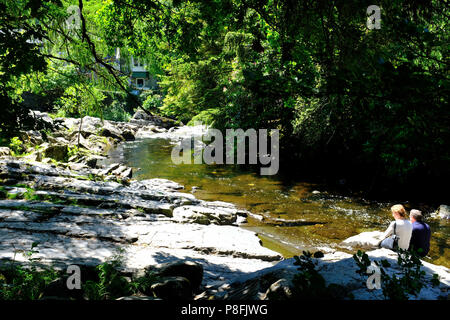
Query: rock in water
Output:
[[131, 110, 178, 129], [172, 205, 237, 225], [437, 205, 450, 220]]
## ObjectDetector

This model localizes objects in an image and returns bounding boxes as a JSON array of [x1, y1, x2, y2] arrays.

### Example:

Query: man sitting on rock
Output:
[[409, 209, 431, 257]]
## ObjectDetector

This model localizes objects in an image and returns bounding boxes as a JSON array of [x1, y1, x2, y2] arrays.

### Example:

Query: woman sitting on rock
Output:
[[379, 204, 413, 251]]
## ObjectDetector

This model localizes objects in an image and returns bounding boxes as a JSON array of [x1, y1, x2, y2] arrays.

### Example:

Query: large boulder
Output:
[[70, 133, 90, 150], [131, 110, 178, 129], [132, 110, 152, 121], [150, 276, 192, 300], [341, 231, 384, 250], [122, 130, 135, 141], [48, 136, 70, 145], [43, 144, 69, 162], [71, 116, 103, 138], [436, 205, 450, 220], [99, 122, 124, 141], [30, 110, 55, 131], [111, 165, 128, 176], [146, 261, 204, 291], [84, 155, 106, 168], [24, 150, 43, 162], [20, 130, 44, 145], [217, 264, 297, 300], [131, 110, 149, 121], [86, 135, 115, 155], [121, 167, 133, 179]]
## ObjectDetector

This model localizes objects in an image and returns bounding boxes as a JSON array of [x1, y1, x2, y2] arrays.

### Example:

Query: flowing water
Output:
[[105, 137, 450, 268]]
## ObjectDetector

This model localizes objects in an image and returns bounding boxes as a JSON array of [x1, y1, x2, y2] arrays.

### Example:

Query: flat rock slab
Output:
[[0, 157, 282, 289], [0, 228, 276, 286], [341, 231, 385, 250]]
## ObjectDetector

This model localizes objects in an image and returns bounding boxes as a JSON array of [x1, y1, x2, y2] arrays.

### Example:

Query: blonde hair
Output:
[[391, 204, 407, 219]]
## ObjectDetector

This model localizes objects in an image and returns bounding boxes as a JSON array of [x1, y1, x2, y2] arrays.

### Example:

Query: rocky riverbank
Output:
[[0, 157, 282, 296], [0, 111, 448, 300], [0, 111, 282, 299]]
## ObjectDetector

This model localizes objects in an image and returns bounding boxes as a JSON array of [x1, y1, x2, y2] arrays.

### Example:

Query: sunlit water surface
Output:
[[104, 138, 449, 267]]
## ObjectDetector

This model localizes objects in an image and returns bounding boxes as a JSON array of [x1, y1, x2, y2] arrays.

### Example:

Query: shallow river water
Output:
[[105, 138, 449, 267]]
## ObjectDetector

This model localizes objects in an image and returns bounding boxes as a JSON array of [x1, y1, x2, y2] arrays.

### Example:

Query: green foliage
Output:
[[0, 0, 57, 136], [83, 248, 129, 300], [159, 58, 225, 124], [187, 108, 221, 126], [353, 250, 372, 276], [95, 0, 449, 195], [55, 84, 106, 118], [141, 90, 163, 113], [67, 145, 79, 160], [353, 249, 438, 300], [9, 137, 25, 156], [83, 249, 159, 300], [83, 261, 130, 300], [103, 100, 131, 122], [383, 249, 426, 298], [291, 251, 335, 299], [129, 271, 160, 296], [6, 187, 38, 201], [1, 0, 449, 196], [431, 274, 440, 287], [0, 242, 58, 300]]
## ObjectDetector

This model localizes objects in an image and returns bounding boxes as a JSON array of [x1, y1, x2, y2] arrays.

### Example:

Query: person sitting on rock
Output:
[[409, 209, 431, 257], [380, 204, 413, 250]]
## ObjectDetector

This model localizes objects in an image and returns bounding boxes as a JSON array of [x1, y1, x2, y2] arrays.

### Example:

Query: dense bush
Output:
[[187, 108, 221, 126], [0, 243, 58, 300], [1, 0, 448, 198], [141, 90, 163, 113], [0, 246, 159, 300], [159, 58, 226, 124]]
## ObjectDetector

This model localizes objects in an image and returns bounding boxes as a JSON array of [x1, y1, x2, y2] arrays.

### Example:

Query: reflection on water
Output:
[[105, 138, 450, 267]]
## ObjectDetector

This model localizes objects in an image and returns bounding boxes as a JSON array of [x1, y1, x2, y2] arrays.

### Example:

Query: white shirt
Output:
[[382, 219, 413, 250]]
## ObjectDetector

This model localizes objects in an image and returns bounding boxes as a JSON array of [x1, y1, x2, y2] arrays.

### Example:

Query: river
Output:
[[104, 136, 449, 268]]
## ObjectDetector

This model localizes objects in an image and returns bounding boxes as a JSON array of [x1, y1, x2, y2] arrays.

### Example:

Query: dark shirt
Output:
[[409, 221, 431, 257]]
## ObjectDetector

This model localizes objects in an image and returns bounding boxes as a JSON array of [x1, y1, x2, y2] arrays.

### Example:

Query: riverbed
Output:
[[104, 137, 450, 268]]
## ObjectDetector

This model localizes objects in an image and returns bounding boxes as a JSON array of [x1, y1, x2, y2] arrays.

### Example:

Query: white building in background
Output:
[[113, 48, 157, 91]]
